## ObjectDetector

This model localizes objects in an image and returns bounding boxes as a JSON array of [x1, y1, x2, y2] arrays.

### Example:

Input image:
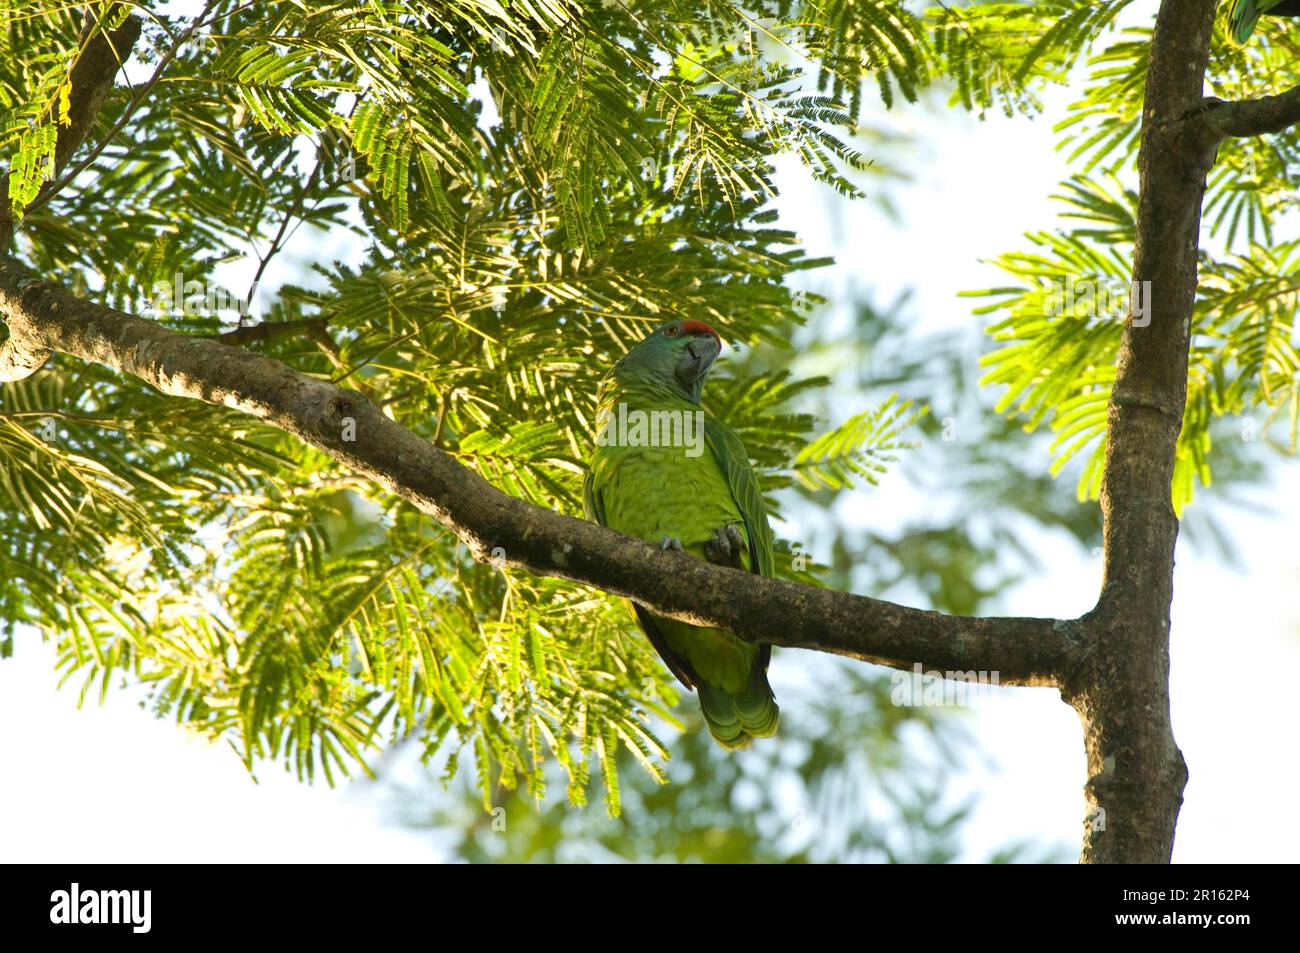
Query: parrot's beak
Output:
[[675, 331, 721, 389]]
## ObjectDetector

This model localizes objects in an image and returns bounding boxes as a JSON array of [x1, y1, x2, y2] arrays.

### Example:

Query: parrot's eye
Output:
[[664, 325, 680, 337]]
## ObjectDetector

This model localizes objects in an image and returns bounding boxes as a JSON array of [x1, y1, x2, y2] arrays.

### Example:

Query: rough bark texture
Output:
[[0, 6, 141, 246], [1064, 0, 1222, 864], [0, 0, 1277, 863], [0, 3, 142, 374], [1203, 85, 1300, 138]]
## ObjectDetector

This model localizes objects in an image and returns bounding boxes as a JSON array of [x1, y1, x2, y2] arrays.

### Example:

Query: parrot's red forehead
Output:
[[680, 320, 721, 344]]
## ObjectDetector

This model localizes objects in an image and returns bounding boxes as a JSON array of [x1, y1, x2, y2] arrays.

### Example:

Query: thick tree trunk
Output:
[[1066, 0, 1221, 864]]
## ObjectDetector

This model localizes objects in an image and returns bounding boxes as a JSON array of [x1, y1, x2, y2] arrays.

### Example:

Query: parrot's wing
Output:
[[704, 416, 775, 673], [581, 468, 603, 523], [703, 417, 775, 579], [1228, 0, 1259, 43], [583, 466, 700, 690], [630, 604, 699, 690]]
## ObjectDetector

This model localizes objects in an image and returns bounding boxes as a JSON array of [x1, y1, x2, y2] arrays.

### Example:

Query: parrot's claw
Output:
[[704, 524, 745, 569], [660, 535, 685, 553]]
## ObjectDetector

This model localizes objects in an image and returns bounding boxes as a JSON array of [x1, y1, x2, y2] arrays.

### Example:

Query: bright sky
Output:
[[3, 3, 1298, 863]]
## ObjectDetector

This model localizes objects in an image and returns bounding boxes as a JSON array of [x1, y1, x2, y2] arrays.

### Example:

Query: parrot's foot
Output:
[[704, 524, 745, 569], [660, 535, 685, 553]]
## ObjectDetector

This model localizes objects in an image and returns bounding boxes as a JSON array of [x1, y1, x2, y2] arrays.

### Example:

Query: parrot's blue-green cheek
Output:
[[674, 332, 720, 389]]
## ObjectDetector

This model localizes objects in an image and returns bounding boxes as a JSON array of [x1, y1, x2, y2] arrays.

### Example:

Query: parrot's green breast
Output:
[[583, 323, 780, 748], [587, 401, 757, 693], [595, 443, 748, 565]]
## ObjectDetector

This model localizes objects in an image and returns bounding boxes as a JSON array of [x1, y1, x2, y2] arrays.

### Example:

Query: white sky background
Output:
[[3, 3, 1299, 863]]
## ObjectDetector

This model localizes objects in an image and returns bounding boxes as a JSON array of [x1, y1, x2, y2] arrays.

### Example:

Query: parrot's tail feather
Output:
[[1230, 0, 1262, 44], [696, 666, 779, 750], [696, 683, 748, 750], [735, 666, 780, 737]]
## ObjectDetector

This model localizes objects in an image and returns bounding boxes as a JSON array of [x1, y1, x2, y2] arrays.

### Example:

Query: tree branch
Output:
[[22, 5, 214, 221], [215, 316, 328, 347], [52, 10, 143, 175], [0, 254, 1082, 686], [1201, 86, 1300, 138], [0, 5, 142, 377], [0, 6, 143, 247], [0, 325, 54, 383], [1078, 0, 1218, 864]]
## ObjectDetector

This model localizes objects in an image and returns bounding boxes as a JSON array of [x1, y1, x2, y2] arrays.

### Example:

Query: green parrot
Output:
[[583, 319, 779, 749], [1229, 0, 1300, 43]]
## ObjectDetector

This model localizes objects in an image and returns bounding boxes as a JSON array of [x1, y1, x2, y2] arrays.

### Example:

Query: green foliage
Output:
[[0, 0, 922, 808], [792, 394, 925, 491], [966, 6, 1300, 515], [972, 176, 1133, 506], [928, 1, 1134, 116], [778, 293, 1105, 617], [397, 664, 1071, 863]]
